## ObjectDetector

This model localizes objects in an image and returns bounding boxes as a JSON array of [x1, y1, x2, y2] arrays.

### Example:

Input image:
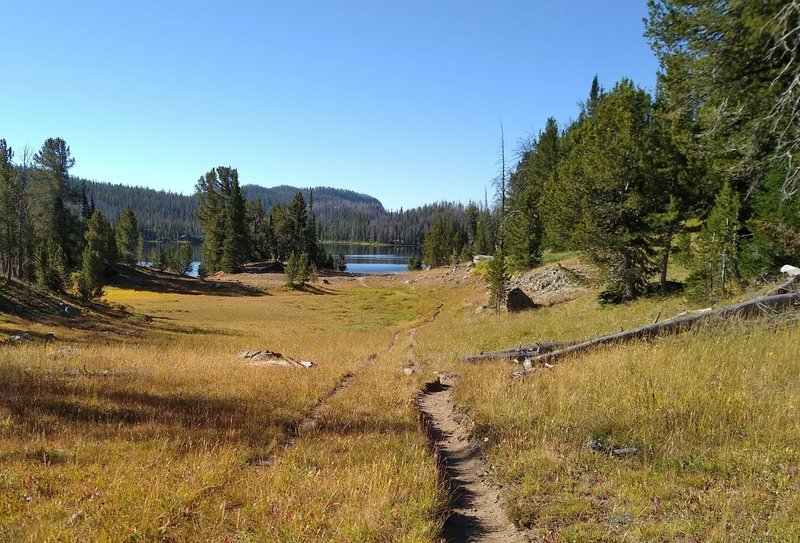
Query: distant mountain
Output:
[[76, 179, 390, 242], [75, 178, 200, 241], [242, 184, 384, 214], [75, 177, 473, 246]]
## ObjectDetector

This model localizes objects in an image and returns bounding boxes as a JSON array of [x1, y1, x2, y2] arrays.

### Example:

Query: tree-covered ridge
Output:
[[76, 178, 201, 241], [242, 184, 384, 213], [78, 176, 475, 247]]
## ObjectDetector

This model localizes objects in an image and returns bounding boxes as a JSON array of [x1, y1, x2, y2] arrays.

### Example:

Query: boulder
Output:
[[506, 288, 539, 312], [236, 349, 314, 368], [8, 332, 33, 344]]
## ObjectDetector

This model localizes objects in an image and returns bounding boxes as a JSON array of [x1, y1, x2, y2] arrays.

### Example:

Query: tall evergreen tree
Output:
[[79, 210, 115, 298], [688, 181, 742, 300], [506, 117, 560, 271], [115, 205, 139, 265], [219, 167, 247, 273], [33, 138, 82, 270], [0, 140, 16, 284], [548, 79, 661, 301], [646, 0, 800, 196], [196, 166, 246, 274]]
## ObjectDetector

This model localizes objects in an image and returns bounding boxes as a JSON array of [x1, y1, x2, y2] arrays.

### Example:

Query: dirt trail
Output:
[[252, 371, 354, 467], [403, 302, 444, 374], [417, 374, 524, 543]]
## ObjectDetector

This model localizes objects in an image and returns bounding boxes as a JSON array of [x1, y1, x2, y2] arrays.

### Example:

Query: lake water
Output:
[[324, 243, 422, 274], [141, 244, 421, 276]]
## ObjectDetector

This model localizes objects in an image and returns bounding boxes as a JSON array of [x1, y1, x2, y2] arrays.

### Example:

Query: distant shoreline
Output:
[[321, 241, 421, 248]]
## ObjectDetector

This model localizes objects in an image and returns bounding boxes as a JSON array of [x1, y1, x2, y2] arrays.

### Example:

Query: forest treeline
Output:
[[0, 138, 150, 297], [421, 0, 799, 304], [77, 178, 476, 247]]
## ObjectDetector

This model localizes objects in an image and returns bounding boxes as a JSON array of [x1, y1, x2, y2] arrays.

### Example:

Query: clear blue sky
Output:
[[1, 1, 658, 210]]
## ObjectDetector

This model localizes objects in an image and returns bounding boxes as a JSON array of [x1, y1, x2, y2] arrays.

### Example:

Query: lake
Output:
[[142, 243, 421, 276], [324, 243, 422, 274]]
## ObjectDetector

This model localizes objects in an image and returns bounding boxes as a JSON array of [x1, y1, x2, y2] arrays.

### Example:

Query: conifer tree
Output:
[[115, 205, 139, 265], [688, 182, 741, 300], [506, 117, 560, 271], [79, 210, 115, 298], [196, 166, 246, 274], [33, 138, 82, 270], [546, 79, 660, 301], [0, 140, 16, 284]]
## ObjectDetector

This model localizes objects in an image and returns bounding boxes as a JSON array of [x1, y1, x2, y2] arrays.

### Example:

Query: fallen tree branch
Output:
[[462, 340, 575, 363], [510, 292, 800, 377], [763, 274, 800, 296]]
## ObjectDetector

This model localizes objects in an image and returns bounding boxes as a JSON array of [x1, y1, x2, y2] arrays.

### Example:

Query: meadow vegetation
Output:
[[0, 264, 798, 541]]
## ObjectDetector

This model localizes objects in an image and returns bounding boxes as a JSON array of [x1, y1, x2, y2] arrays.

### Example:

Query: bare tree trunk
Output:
[[660, 227, 673, 295], [463, 288, 800, 369], [511, 293, 799, 376]]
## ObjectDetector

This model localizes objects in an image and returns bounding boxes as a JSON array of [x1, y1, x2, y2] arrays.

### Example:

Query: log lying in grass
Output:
[[462, 340, 575, 363], [764, 274, 800, 296], [507, 292, 800, 377]]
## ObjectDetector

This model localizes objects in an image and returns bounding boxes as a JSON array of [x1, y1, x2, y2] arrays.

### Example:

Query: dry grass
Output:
[[411, 275, 800, 542], [0, 274, 443, 542], [1, 265, 798, 541]]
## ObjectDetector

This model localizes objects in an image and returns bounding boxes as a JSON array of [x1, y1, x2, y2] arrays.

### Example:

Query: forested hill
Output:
[[76, 178, 464, 244], [76, 179, 200, 241]]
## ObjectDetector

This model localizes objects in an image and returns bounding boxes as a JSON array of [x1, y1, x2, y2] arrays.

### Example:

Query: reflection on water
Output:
[[141, 244, 423, 276], [324, 243, 422, 274]]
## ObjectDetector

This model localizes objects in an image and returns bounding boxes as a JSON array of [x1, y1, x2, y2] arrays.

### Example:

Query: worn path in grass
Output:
[[252, 370, 355, 467], [417, 374, 524, 543]]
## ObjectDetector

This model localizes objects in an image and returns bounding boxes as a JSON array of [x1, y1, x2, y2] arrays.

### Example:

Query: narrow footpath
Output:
[[417, 374, 524, 543]]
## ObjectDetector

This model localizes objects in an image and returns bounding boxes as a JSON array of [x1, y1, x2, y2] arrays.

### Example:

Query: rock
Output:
[[780, 264, 800, 276], [8, 333, 33, 343], [237, 349, 314, 368], [610, 447, 640, 457], [475, 306, 485, 314], [50, 346, 78, 358], [320, 278, 330, 284], [506, 288, 538, 312], [403, 367, 415, 376], [473, 255, 493, 263]]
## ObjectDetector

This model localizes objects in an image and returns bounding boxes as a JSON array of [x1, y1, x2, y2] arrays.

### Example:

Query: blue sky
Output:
[[1, 1, 658, 210]]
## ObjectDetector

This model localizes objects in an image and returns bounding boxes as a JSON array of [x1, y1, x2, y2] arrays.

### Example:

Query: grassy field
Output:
[[413, 274, 800, 542], [1, 264, 798, 541]]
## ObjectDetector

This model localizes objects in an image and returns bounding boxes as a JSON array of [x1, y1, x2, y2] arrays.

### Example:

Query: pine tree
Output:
[[0, 140, 16, 284], [34, 240, 67, 292], [79, 210, 115, 298], [33, 138, 82, 269], [115, 205, 139, 265], [219, 168, 247, 273], [196, 166, 246, 274], [488, 124, 509, 312], [646, 0, 800, 195], [546, 79, 660, 302], [506, 117, 560, 271], [688, 182, 741, 301]]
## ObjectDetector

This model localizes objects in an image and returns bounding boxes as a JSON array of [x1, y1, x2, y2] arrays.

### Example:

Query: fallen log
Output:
[[764, 274, 800, 296], [462, 340, 575, 363], [510, 292, 800, 377]]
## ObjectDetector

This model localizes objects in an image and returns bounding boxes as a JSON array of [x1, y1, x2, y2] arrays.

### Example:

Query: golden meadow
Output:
[[1, 265, 798, 542]]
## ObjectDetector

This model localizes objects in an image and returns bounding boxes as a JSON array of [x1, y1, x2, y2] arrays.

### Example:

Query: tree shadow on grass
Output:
[[111, 265, 266, 297], [289, 283, 338, 295], [0, 368, 294, 449], [0, 278, 147, 338]]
